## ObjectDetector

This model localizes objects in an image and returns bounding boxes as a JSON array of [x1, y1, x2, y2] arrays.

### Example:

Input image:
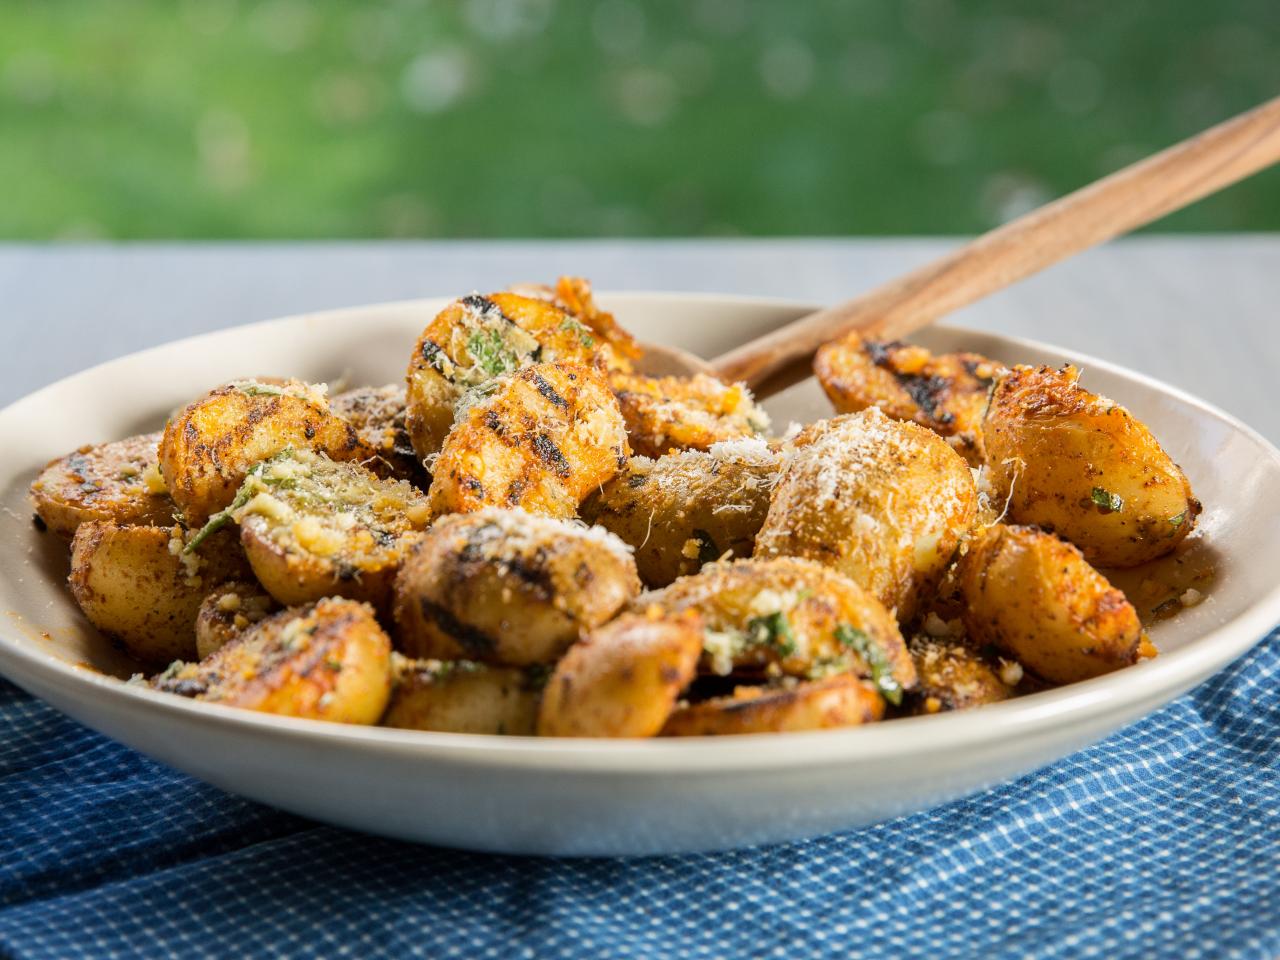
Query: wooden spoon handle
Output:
[[712, 94, 1280, 397]]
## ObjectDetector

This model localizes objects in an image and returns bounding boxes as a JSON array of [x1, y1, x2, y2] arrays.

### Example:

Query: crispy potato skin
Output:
[[609, 371, 767, 458], [394, 509, 641, 666], [405, 292, 599, 460], [30, 432, 173, 537], [982, 365, 1199, 568], [537, 611, 704, 738], [382, 655, 541, 735], [907, 635, 1015, 714], [957, 523, 1144, 684], [69, 523, 251, 665], [814, 333, 1002, 466], [153, 597, 392, 724], [581, 445, 779, 587], [195, 580, 277, 660], [428, 361, 629, 518], [756, 409, 977, 622], [331, 384, 422, 483], [159, 383, 372, 525], [635, 557, 915, 691], [661, 675, 885, 736]]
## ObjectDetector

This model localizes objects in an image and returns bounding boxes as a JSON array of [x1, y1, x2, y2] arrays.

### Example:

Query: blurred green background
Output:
[[2, 0, 1277, 239]]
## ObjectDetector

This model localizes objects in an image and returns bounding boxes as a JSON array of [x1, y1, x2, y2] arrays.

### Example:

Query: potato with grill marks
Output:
[[30, 432, 173, 537], [661, 674, 885, 736], [428, 361, 629, 519], [608, 371, 769, 458], [814, 333, 1003, 466], [152, 597, 392, 724], [331, 384, 422, 483], [405, 292, 600, 461], [982, 364, 1200, 568], [158, 379, 373, 526], [393, 508, 641, 666], [382, 655, 543, 735]]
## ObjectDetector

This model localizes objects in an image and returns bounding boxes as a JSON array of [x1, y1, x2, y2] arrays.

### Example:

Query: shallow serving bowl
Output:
[[1, 293, 1278, 856]]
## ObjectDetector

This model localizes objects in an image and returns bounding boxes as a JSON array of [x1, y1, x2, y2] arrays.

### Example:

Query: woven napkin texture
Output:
[[1, 627, 1276, 960]]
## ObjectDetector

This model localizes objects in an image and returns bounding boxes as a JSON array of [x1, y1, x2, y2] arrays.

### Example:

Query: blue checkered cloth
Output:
[[1, 628, 1277, 960]]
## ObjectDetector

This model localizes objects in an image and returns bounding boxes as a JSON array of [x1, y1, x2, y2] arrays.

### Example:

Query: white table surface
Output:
[[1, 237, 1277, 442]]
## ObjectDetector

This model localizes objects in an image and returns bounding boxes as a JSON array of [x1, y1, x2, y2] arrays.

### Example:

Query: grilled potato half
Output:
[[69, 523, 251, 665], [538, 610, 704, 738], [428, 361, 629, 518], [30, 432, 173, 537], [982, 365, 1199, 567], [191, 449, 431, 612], [152, 597, 392, 724], [814, 333, 1002, 466], [756, 409, 977, 622], [382, 655, 543, 735], [194, 580, 278, 661], [906, 634, 1017, 715], [957, 523, 1146, 684], [662, 674, 885, 736], [405, 292, 600, 461], [609, 371, 769, 458], [581, 439, 780, 587], [394, 508, 641, 665], [331, 384, 421, 483], [635, 557, 915, 705], [159, 379, 372, 525]]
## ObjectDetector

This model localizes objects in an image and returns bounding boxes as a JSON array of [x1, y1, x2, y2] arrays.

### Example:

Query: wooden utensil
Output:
[[639, 94, 1280, 398]]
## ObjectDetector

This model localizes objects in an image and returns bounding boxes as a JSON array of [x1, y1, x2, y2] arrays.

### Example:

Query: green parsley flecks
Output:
[[835, 623, 903, 706], [746, 610, 797, 658], [1090, 486, 1124, 513]]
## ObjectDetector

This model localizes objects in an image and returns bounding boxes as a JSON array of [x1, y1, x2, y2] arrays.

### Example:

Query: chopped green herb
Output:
[[1090, 487, 1124, 513], [467, 329, 522, 378], [325, 658, 344, 672], [233, 382, 286, 397], [558, 317, 595, 348], [1168, 511, 1186, 528], [691, 529, 720, 565], [835, 623, 903, 706], [746, 611, 796, 658], [182, 450, 294, 554]]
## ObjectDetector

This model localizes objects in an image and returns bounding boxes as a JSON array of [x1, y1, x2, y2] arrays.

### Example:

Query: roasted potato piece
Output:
[[982, 365, 1200, 567], [581, 440, 780, 587], [756, 409, 977, 622], [957, 523, 1145, 684], [195, 580, 278, 661], [382, 655, 543, 735], [661, 675, 885, 736], [508, 275, 642, 372], [331, 384, 421, 483], [635, 557, 914, 704], [537, 610, 704, 738], [405, 292, 600, 460], [159, 379, 372, 526], [428, 361, 629, 518], [907, 634, 1017, 715], [194, 449, 431, 612], [152, 597, 392, 724], [69, 522, 251, 665], [394, 508, 641, 665], [814, 333, 1002, 466], [609, 371, 769, 458], [29, 432, 173, 537]]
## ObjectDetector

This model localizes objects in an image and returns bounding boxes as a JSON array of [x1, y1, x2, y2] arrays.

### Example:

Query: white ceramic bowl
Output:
[[2, 293, 1278, 856]]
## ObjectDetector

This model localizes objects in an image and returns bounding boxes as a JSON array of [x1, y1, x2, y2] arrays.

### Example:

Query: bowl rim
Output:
[[2, 292, 1278, 776]]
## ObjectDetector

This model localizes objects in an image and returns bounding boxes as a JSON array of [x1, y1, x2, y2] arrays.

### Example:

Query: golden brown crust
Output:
[[609, 371, 768, 458], [382, 655, 542, 735], [331, 384, 422, 483], [981, 365, 1199, 567], [195, 580, 278, 661], [427, 361, 629, 519], [30, 432, 173, 537], [661, 674, 885, 736], [906, 634, 1015, 714]]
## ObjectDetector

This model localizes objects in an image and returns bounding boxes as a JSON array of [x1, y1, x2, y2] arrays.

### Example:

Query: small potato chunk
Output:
[[982, 365, 1200, 567], [661, 675, 885, 736], [814, 333, 1003, 466], [405, 292, 599, 461], [581, 440, 780, 587], [907, 634, 1016, 715], [331, 384, 421, 483], [609, 371, 770, 458], [159, 379, 372, 525], [152, 597, 392, 724], [69, 522, 251, 665], [957, 523, 1144, 684], [635, 557, 915, 704], [200, 449, 431, 613], [428, 361, 629, 519], [756, 409, 977, 622], [538, 611, 704, 738], [30, 432, 173, 537], [195, 580, 278, 661], [382, 655, 542, 735], [394, 508, 641, 665]]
